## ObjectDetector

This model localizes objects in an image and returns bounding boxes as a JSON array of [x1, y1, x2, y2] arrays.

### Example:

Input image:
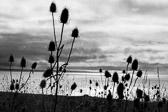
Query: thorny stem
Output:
[[18, 67, 23, 86], [112, 82, 115, 98], [50, 51, 53, 94], [128, 70, 135, 94], [130, 77, 138, 94], [54, 46, 59, 112], [19, 69, 33, 91], [58, 23, 65, 49], [66, 37, 75, 65], [124, 63, 129, 112], [52, 12, 57, 48], [157, 67, 161, 100], [100, 72, 103, 86], [9, 62, 13, 82]]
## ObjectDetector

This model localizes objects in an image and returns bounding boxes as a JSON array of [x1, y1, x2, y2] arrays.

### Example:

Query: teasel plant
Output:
[[130, 69, 143, 94], [112, 72, 119, 98], [128, 59, 138, 92], [8, 55, 37, 112], [99, 68, 103, 86], [9, 54, 14, 84], [8, 55, 37, 92], [124, 56, 139, 112], [40, 2, 80, 112]]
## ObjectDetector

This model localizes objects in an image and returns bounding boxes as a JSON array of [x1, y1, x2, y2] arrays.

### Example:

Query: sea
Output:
[[0, 70, 168, 99]]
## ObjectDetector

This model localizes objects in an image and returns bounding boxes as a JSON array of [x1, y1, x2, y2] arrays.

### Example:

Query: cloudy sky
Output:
[[0, 0, 168, 72]]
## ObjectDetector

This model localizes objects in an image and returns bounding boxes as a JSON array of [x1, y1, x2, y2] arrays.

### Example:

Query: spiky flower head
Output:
[[104, 85, 107, 90], [10, 83, 14, 90], [9, 54, 14, 63], [136, 88, 143, 99], [48, 55, 55, 64], [15, 83, 19, 90], [125, 73, 130, 81], [99, 68, 102, 73], [48, 41, 55, 51], [95, 81, 99, 87], [89, 80, 92, 84], [112, 72, 119, 83], [105, 70, 111, 78], [137, 70, 142, 78], [43, 68, 53, 78], [127, 55, 132, 64], [60, 8, 69, 24], [40, 80, 46, 89], [20, 57, 26, 68], [80, 89, 83, 93], [31, 62, 37, 69], [71, 28, 79, 38], [50, 2, 56, 13], [122, 70, 126, 74], [117, 83, 125, 99], [71, 82, 77, 91], [132, 59, 138, 71]]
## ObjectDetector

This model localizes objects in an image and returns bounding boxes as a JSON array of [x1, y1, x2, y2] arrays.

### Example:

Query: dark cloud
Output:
[[0, 32, 49, 69], [0, 32, 108, 69]]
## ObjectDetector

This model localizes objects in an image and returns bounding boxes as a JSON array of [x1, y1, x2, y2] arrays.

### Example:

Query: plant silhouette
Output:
[[39, 2, 79, 112]]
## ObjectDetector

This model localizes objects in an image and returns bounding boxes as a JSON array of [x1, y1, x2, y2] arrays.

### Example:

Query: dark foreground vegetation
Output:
[[0, 92, 168, 112]]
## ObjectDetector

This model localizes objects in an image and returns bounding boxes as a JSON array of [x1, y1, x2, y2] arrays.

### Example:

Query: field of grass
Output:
[[0, 91, 167, 112]]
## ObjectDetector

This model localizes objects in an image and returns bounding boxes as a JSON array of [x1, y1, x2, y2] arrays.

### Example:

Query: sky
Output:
[[0, 0, 168, 73]]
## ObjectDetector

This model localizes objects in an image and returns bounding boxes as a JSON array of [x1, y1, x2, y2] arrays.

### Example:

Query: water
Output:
[[0, 70, 168, 98]]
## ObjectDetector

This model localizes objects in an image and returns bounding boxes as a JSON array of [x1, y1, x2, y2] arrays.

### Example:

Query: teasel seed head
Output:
[[137, 70, 142, 78], [31, 62, 37, 69], [20, 57, 26, 68], [95, 81, 99, 87], [132, 59, 138, 71], [48, 41, 55, 51], [105, 70, 111, 78], [43, 68, 53, 78], [50, 2, 56, 13], [15, 83, 19, 90], [71, 82, 77, 91], [9, 54, 14, 63], [99, 68, 102, 73], [10, 83, 14, 91], [89, 80, 92, 84], [48, 55, 55, 64], [71, 27, 79, 38], [60, 8, 69, 24], [112, 72, 119, 83], [136, 88, 143, 99], [125, 73, 130, 81], [117, 83, 125, 99], [127, 55, 132, 64], [40, 80, 46, 89]]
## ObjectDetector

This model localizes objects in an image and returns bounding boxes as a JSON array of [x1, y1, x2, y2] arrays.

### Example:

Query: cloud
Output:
[[0, 0, 168, 73]]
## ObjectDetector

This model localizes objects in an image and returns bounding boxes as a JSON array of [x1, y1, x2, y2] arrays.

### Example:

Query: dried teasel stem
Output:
[[66, 37, 76, 64], [19, 69, 33, 91], [52, 12, 57, 48], [18, 67, 23, 87], [157, 67, 161, 98], [58, 23, 65, 49], [130, 77, 138, 94], [128, 70, 135, 94]]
